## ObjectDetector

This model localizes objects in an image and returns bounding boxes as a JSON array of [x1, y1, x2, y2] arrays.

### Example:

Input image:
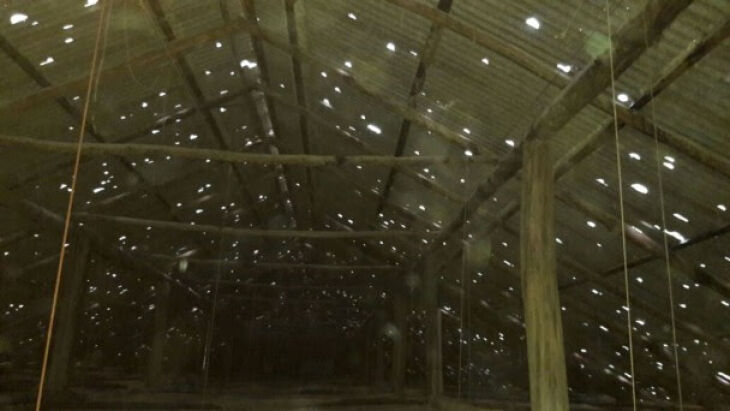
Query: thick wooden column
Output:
[[423, 261, 442, 401], [46, 235, 91, 394], [520, 139, 569, 410], [147, 278, 171, 386], [390, 283, 408, 395]]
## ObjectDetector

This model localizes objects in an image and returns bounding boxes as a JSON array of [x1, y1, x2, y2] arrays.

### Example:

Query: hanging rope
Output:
[[605, 1, 637, 409], [642, 14, 684, 410], [34, 1, 112, 409]]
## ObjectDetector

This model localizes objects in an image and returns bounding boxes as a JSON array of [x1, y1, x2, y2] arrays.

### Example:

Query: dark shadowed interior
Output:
[[0, 0, 728, 409]]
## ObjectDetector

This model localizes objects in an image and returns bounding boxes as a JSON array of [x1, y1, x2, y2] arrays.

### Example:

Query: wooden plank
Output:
[[390, 281, 408, 396], [520, 139, 568, 410], [0, 134, 495, 166], [147, 278, 171, 387], [422, 258, 443, 402], [75, 212, 439, 239], [45, 234, 91, 394]]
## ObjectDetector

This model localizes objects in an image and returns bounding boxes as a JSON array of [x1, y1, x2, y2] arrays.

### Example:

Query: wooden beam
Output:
[[375, 0, 454, 217], [0, 134, 494, 167], [144, 255, 402, 271], [143, 0, 265, 224], [520, 139, 568, 410], [147, 277, 171, 387], [0, 189, 200, 299], [431, 0, 690, 253], [389, 0, 728, 178], [45, 234, 91, 394], [0, 16, 253, 114], [239, 0, 301, 227], [390, 279, 409, 396], [75, 212, 438, 239], [284, 0, 316, 226], [423, 258, 443, 402], [557, 191, 730, 299]]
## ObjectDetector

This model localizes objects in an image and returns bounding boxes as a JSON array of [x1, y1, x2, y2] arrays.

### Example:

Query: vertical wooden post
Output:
[[46, 235, 91, 394], [520, 139, 569, 410], [374, 308, 386, 387], [147, 278, 171, 387], [423, 261, 442, 402], [391, 283, 407, 395]]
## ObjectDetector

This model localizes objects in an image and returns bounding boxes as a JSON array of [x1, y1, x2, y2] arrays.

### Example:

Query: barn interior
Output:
[[0, 0, 729, 409]]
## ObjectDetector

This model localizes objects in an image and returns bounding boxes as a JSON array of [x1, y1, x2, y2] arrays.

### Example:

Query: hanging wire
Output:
[[605, 1, 637, 409], [642, 14, 684, 410], [34, 1, 112, 409]]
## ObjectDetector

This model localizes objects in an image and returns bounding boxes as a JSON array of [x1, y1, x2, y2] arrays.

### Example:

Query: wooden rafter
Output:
[[0, 134, 496, 166], [75, 212, 439, 239]]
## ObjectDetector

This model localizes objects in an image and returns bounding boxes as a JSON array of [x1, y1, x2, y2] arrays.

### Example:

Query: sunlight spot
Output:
[[672, 213, 689, 223], [240, 59, 257, 69], [525, 16, 540, 29], [39, 56, 55, 66], [10, 13, 28, 25], [556, 63, 572, 73], [367, 124, 382, 134], [630, 183, 648, 194]]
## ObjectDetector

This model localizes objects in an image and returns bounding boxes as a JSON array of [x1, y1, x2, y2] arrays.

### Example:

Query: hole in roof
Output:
[[525, 16, 540, 29], [366, 124, 381, 134], [630, 183, 648, 194], [556, 63, 572, 73], [240, 59, 257, 69], [39, 56, 54, 66], [10, 13, 28, 25], [672, 213, 689, 223]]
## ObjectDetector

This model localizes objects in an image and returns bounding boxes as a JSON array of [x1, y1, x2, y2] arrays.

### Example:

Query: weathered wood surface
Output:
[[76, 212, 439, 239], [520, 139, 568, 410], [45, 235, 91, 394], [0, 134, 494, 166]]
